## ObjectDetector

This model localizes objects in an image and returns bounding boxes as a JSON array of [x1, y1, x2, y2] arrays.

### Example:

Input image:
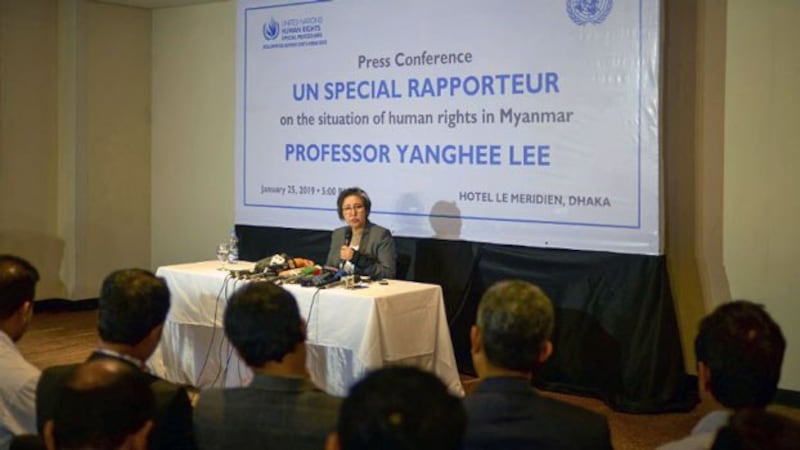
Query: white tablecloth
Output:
[[147, 261, 464, 397]]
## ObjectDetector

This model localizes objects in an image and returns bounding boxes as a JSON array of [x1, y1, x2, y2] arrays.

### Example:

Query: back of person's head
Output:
[[476, 279, 554, 372], [711, 408, 800, 450], [694, 300, 785, 408], [0, 254, 39, 319], [97, 269, 170, 345], [47, 359, 155, 450], [334, 366, 466, 450], [224, 281, 304, 366]]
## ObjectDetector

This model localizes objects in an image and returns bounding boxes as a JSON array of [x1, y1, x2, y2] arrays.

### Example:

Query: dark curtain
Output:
[[236, 225, 698, 413]]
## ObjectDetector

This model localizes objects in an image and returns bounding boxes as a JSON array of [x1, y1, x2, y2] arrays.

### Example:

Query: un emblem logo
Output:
[[567, 0, 613, 26], [262, 18, 280, 41]]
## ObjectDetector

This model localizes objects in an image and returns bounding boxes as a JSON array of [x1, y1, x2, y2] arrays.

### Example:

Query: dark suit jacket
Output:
[[36, 352, 196, 450], [9, 434, 45, 450], [193, 374, 341, 450], [325, 221, 396, 279], [464, 377, 612, 450]]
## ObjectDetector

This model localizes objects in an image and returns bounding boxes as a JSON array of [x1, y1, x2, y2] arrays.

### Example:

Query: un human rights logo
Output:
[[262, 18, 280, 41], [567, 0, 613, 25]]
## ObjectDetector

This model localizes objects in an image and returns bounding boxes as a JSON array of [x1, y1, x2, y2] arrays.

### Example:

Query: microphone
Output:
[[254, 253, 289, 274], [320, 268, 349, 289], [281, 265, 321, 283], [228, 268, 254, 279], [299, 267, 342, 288], [340, 229, 353, 270]]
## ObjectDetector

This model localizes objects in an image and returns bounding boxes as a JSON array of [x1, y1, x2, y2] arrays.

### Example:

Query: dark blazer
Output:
[[36, 352, 196, 450], [325, 221, 397, 279], [193, 374, 341, 450], [9, 434, 45, 450], [464, 377, 612, 450]]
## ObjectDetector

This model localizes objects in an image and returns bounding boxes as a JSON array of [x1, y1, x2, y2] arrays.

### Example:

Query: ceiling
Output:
[[95, 0, 229, 9]]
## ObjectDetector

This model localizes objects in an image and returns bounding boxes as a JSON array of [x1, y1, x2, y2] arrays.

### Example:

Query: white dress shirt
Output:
[[656, 410, 732, 450], [0, 330, 40, 450]]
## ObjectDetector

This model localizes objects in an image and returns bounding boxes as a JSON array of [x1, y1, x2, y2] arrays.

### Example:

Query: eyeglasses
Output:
[[342, 204, 365, 213]]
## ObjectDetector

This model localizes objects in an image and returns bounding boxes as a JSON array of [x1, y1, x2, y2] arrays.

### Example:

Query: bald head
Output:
[[65, 359, 140, 390], [49, 359, 155, 450]]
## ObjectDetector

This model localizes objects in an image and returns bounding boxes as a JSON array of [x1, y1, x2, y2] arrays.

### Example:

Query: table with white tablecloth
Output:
[[147, 260, 464, 396]]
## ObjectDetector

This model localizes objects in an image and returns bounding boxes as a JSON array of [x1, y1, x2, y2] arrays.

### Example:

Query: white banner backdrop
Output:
[[236, 0, 661, 255]]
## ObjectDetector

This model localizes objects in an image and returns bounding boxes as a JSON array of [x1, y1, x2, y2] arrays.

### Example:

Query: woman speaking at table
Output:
[[326, 187, 397, 279]]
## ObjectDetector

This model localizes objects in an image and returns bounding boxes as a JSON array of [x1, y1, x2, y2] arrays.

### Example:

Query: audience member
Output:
[[36, 269, 196, 450], [43, 358, 155, 450], [0, 255, 40, 450], [464, 279, 612, 450], [326, 365, 466, 450], [710, 408, 800, 450], [193, 282, 340, 450], [658, 300, 786, 450]]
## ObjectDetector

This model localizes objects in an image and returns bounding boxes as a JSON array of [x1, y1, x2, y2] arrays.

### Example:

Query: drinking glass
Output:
[[216, 243, 229, 271]]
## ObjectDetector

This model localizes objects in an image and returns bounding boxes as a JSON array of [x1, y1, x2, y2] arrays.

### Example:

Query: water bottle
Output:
[[227, 229, 239, 264]]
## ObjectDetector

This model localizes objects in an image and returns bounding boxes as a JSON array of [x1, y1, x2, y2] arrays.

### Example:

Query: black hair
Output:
[[711, 408, 800, 450], [224, 282, 304, 367], [97, 269, 170, 345], [695, 300, 785, 408], [53, 359, 155, 450], [336, 187, 372, 220], [337, 366, 466, 450], [0, 254, 39, 319]]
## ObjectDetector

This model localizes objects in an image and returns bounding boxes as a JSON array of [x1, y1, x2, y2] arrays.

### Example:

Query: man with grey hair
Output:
[[464, 279, 612, 450]]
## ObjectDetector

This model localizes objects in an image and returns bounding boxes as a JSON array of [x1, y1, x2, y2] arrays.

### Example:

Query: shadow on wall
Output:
[[429, 200, 463, 239], [0, 230, 65, 299]]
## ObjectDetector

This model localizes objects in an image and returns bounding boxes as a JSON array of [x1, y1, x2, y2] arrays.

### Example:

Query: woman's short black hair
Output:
[[336, 187, 372, 220]]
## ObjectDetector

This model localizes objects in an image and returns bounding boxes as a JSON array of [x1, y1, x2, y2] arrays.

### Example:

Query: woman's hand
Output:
[[339, 246, 355, 262]]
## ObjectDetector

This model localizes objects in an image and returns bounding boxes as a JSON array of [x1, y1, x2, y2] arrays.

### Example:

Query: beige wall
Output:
[[724, 0, 800, 390], [0, 0, 62, 298], [75, 1, 152, 296], [665, 0, 800, 393], [1, 0, 151, 299], [150, 1, 235, 268], [663, 0, 720, 374]]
